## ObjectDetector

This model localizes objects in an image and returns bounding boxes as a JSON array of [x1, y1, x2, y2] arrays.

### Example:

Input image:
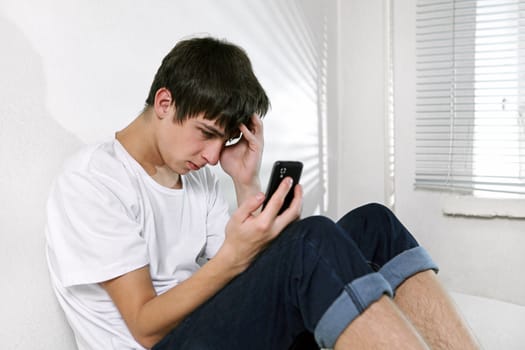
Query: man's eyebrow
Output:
[[197, 122, 226, 138]]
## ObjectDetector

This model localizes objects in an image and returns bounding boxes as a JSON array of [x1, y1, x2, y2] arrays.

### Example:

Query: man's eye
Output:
[[201, 130, 215, 139]]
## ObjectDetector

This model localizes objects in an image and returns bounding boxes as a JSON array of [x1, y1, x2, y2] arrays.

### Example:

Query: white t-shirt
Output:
[[45, 139, 230, 349]]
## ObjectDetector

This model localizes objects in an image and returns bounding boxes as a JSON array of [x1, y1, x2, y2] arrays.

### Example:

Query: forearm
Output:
[[233, 177, 262, 207], [119, 251, 241, 348]]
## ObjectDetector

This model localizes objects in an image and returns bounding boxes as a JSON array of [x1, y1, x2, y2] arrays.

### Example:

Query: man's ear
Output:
[[153, 88, 174, 119]]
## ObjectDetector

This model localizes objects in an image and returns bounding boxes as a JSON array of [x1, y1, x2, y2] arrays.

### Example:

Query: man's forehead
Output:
[[189, 112, 248, 140], [194, 117, 227, 136]]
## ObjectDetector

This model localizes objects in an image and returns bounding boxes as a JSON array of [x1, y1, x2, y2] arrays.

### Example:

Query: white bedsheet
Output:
[[451, 291, 525, 350]]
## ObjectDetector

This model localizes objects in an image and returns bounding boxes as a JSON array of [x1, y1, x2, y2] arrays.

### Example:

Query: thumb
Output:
[[231, 192, 265, 222]]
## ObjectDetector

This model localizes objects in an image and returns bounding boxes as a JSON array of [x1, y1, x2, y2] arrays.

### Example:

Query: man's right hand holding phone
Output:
[[218, 176, 303, 275]]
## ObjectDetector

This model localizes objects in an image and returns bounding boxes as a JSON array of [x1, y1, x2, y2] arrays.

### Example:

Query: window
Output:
[[415, 0, 525, 198]]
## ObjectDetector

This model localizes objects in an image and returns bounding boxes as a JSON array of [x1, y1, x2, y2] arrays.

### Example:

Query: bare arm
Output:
[[101, 250, 241, 348], [101, 178, 303, 349]]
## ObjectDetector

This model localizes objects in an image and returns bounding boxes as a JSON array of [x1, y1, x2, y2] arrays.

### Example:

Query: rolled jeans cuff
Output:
[[379, 246, 439, 292], [313, 272, 393, 348]]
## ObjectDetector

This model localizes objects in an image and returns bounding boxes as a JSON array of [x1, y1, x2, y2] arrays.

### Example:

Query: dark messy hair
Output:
[[145, 37, 270, 139]]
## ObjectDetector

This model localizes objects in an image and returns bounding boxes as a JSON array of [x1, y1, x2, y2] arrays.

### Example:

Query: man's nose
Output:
[[202, 140, 223, 165]]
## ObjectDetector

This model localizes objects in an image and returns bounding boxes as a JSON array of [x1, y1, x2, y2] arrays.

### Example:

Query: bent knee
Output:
[[290, 215, 360, 251], [338, 202, 402, 238], [298, 215, 335, 229], [295, 216, 339, 239], [351, 202, 394, 220]]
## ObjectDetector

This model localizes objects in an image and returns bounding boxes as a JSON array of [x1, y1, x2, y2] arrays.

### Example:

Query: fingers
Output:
[[279, 183, 303, 220], [246, 114, 263, 133], [275, 184, 303, 226], [239, 115, 263, 144], [261, 180, 303, 239], [259, 177, 294, 219]]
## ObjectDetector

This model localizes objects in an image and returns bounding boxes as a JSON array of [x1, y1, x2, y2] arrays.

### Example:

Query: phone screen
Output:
[[262, 161, 303, 214]]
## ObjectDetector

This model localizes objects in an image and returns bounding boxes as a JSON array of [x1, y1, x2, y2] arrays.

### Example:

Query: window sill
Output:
[[442, 195, 525, 219]]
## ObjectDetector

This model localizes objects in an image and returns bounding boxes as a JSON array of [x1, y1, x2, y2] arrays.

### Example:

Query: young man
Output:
[[46, 37, 479, 349]]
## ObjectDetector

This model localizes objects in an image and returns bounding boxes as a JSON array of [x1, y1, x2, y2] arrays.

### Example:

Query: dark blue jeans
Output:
[[152, 203, 438, 349]]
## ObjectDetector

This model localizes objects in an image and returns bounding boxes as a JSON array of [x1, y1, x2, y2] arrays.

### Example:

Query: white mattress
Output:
[[450, 292, 525, 350]]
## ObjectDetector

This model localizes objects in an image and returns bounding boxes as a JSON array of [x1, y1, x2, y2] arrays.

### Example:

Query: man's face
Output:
[[156, 112, 229, 174]]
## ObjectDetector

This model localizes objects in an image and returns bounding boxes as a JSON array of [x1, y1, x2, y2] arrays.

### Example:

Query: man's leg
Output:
[[334, 295, 429, 349], [336, 203, 479, 349], [394, 270, 480, 349]]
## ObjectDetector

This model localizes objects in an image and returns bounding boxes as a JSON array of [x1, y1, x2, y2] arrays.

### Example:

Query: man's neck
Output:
[[150, 165, 182, 189], [116, 113, 181, 189]]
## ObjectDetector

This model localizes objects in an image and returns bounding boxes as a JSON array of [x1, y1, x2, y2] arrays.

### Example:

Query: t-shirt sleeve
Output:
[[46, 157, 148, 287], [203, 169, 230, 259]]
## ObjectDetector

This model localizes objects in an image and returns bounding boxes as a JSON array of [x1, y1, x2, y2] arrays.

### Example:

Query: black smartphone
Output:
[[262, 161, 303, 214]]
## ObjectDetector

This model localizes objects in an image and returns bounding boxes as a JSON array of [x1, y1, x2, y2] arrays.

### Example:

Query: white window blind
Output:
[[415, 0, 525, 197]]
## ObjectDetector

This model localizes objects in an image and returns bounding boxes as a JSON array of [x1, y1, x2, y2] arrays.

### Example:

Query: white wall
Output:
[[337, 0, 525, 306], [0, 1, 338, 348], [336, 0, 388, 215], [0, 12, 81, 349]]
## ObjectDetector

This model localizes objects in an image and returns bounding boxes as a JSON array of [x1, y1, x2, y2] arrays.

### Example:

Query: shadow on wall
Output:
[[0, 15, 81, 348]]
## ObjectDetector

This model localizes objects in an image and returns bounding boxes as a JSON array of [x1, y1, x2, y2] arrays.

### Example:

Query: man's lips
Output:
[[187, 161, 201, 171]]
